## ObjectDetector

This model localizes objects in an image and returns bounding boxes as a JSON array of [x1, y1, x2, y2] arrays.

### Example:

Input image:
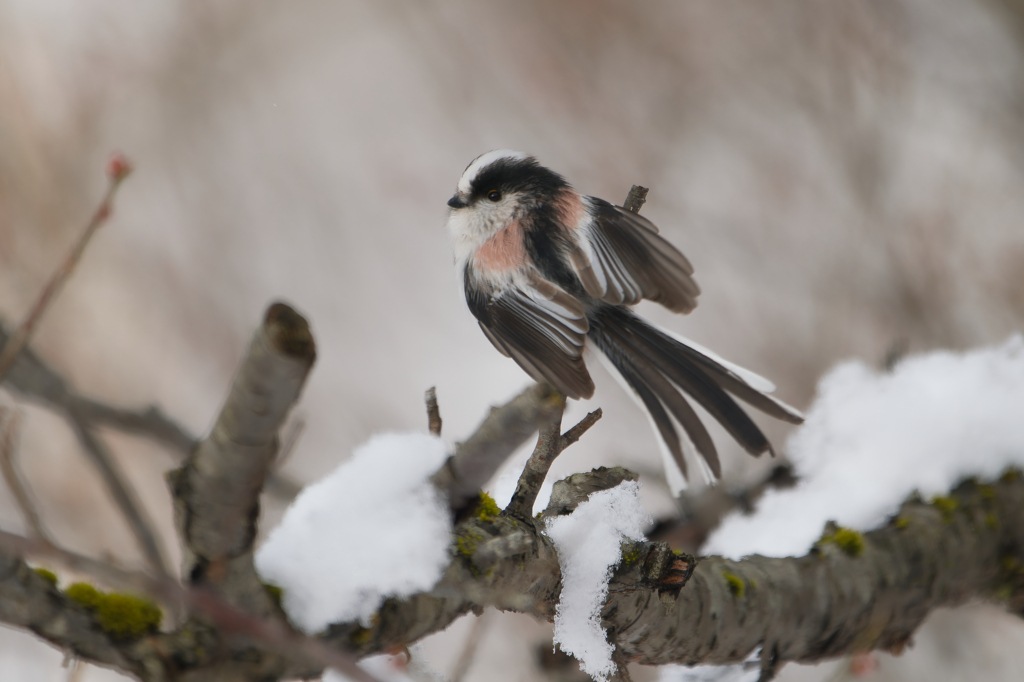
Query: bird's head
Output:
[[446, 150, 570, 244]]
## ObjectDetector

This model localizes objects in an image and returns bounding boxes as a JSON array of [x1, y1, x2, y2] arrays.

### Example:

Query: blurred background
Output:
[[2, 0, 1024, 680]]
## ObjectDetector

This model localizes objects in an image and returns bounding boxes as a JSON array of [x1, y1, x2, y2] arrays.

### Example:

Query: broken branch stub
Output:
[[170, 303, 315, 610]]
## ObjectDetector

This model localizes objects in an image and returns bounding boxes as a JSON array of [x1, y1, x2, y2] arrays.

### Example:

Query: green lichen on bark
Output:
[[64, 582, 161, 640], [31, 567, 58, 586], [817, 525, 865, 557], [722, 571, 745, 597]]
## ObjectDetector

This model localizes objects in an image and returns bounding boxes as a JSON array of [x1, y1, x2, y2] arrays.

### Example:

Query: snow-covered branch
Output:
[[328, 468, 1024, 680]]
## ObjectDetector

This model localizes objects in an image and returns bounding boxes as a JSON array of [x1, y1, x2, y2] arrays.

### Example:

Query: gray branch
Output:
[[327, 471, 1024, 680], [430, 382, 565, 514], [0, 321, 303, 504], [169, 302, 315, 614]]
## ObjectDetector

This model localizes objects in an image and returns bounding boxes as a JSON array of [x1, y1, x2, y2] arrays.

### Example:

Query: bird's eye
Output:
[[487, 190, 502, 202]]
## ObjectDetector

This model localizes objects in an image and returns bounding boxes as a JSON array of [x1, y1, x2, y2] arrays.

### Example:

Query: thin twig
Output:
[[0, 153, 132, 382], [0, 529, 382, 682], [430, 382, 564, 515], [559, 408, 603, 449], [65, 404, 172, 577], [450, 610, 490, 682], [0, 322, 306, 503], [0, 409, 53, 544], [505, 401, 603, 521], [65, 659, 84, 682], [622, 185, 649, 214], [425, 386, 442, 437], [69, 398, 197, 454]]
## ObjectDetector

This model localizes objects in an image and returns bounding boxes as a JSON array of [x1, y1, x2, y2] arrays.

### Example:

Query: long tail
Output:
[[587, 306, 803, 483]]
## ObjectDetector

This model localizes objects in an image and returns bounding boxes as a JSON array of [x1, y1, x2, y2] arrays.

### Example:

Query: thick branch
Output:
[[169, 302, 315, 614], [328, 472, 1024, 675], [0, 531, 379, 682]]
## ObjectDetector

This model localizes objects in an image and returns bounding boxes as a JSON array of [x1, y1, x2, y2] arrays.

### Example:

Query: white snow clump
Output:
[[705, 336, 1024, 559], [255, 432, 452, 633], [544, 479, 652, 681]]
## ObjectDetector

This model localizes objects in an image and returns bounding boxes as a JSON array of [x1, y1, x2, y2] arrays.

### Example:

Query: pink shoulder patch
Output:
[[475, 219, 526, 272], [553, 189, 585, 233]]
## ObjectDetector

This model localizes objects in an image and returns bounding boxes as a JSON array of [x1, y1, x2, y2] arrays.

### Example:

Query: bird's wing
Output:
[[466, 267, 595, 399], [568, 197, 701, 314]]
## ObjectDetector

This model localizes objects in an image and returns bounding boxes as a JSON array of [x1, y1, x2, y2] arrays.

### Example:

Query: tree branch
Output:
[[0, 529, 380, 682], [505, 400, 604, 521], [0, 409, 53, 544], [169, 302, 315, 614], [328, 471, 1024, 678], [425, 386, 442, 437], [0, 154, 132, 382], [622, 185, 649, 214], [65, 404, 173, 577], [0, 320, 305, 504], [430, 382, 565, 515]]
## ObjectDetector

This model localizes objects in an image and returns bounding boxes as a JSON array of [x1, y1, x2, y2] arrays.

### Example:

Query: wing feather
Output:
[[467, 267, 595, 399], [572, 197, 701, 313]]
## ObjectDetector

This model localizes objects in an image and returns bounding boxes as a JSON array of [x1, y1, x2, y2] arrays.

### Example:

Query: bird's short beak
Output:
[[447, 194, 468, 209]]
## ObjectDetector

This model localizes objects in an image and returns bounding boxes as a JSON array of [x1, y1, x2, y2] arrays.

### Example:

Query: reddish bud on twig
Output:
[[106, 152, 133, 182]]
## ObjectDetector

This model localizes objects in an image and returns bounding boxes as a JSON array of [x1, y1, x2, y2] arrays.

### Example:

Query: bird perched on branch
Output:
[[446, 150, 803, 487]]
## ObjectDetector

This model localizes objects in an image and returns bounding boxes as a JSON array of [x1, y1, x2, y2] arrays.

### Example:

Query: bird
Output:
[[446, 150, 803, 485]]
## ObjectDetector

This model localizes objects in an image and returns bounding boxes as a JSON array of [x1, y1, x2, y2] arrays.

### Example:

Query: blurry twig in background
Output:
[[65, 658, 84, 682], [425, 386, 442, 436], [0, 320, 304, 503], [0, 152, 174, 575], [0, 153, 133, 383], [64, 403, 172, 577], [450, 609, 490, 682], [0, 408, 53, 545]]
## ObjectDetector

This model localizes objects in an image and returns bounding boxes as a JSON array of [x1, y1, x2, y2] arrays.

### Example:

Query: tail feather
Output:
[[613, 358, 689, 481], [588, 306, 797, 482], [600, 323, 721, 477]]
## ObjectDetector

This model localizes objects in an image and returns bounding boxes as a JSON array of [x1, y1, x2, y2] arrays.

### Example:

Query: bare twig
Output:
[[450, 610, 490, 682], [65, 404, 172, 577], [65, 659, 85, 682], [425, 386, 442, 436], [622, 185, 649, 214], [0, 153, 132, 382], [70, 398, 197, 453], [430, 382, 565, 515], [505, 402, 603, 521], [0, 409, 53, 544], [0, 319, 306, 503]]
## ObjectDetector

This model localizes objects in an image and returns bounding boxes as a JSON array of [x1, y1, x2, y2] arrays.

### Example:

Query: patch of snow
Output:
[[706, 336, 1024, 559], [543, 480, 651, 681], [255, 432, 452, 633]]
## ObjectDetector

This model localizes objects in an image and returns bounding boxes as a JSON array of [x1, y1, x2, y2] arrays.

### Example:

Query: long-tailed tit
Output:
[[446, 150, 803, 485]]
